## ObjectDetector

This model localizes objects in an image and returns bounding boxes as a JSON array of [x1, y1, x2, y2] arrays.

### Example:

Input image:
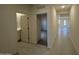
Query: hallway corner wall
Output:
[[51, 6, 57, 48], [47, 6, 57, 48], [0, 4, 30, 53], [70, 5, 79, 54]]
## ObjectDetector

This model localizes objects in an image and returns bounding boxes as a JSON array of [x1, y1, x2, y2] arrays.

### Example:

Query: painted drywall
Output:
[[0, 5, 17, 53], [16, 13, 25, 29], [70, 5, 79, 54], [16, 13, 26, 40], [51, 6, 57, 48], [0, 5, 30, 53], [46, 6, 57, 48]]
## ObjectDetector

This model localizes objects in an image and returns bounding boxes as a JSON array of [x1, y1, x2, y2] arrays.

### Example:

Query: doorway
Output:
[[37, 13, 47, 46], [16, 13, 29, 43]]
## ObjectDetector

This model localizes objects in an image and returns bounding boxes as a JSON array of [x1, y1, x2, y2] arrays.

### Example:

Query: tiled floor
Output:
[[16, 26, 77, 55], [16, 38, 77, 55]]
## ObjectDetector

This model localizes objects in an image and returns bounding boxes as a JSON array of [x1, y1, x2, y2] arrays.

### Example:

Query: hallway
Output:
[[16, 9, 77, 55], [0, 4, 79, 55], [16, 17, 77, 54], [48, 16, 77, 54], [52, 38, 77, 54]]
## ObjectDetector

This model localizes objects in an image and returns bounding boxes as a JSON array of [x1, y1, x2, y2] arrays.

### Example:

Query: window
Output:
[[64, 20, 66, 26]]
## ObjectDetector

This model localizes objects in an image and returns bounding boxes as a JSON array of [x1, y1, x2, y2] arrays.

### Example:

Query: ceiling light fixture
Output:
[[61, 6, 65, 8]]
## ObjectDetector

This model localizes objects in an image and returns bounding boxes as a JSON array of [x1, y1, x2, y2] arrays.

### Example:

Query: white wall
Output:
[[0, 5, 30, 53], [16, 13, 25, 29], [47, 6, 57, 48], [51, 6, 57, 48], [0, 5, 17, 53], [70, 5, 79, 54], [16, 13, 26, 40]]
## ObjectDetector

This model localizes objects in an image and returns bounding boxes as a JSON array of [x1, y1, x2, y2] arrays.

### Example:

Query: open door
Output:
[[21, 15, 29, 43], [37, 13, 47, 46]]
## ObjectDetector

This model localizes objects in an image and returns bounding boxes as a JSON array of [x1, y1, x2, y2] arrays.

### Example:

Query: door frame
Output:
[[16, 13, 29, 43], [36, 13, 48, 46]]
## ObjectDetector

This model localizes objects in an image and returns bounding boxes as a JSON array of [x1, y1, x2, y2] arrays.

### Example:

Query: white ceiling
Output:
[[31, 4, 72, 12], [53, 4, 72, 12]]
